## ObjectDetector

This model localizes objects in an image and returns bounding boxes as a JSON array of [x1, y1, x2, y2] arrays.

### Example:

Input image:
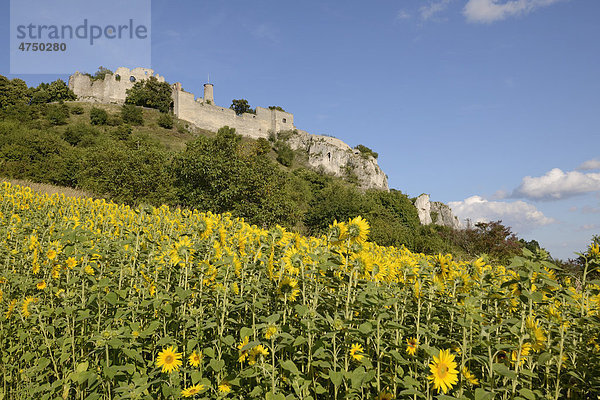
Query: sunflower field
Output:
[[0, 182, 599, 400]]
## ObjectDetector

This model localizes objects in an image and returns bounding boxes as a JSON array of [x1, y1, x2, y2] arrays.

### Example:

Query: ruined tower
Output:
[[203, 83, 214, 104]]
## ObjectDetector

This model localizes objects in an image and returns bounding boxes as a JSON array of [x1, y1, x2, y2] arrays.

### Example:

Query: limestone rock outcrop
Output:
[[287, 130, 388, 191], [414, 194, 461, 229]]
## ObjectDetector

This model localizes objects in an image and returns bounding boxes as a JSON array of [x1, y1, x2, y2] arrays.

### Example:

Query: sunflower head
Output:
[[350, 343, 365, 361], [181, 384, 205, 397], [248, 344, 269, 365], [218, 380, 231, 394], [156, 346, 183, 374], [346, 216, 370, 244], [427, 349, 459, 394], [406, 337, 419, 356], [188, 350, 202, 368], [329, 220, 348, 244], [461, 366, 479, 386]]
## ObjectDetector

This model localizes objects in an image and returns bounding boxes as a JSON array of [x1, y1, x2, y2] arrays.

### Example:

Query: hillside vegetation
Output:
[[0, 182, 599, 399], [0, 74, 550, 263]]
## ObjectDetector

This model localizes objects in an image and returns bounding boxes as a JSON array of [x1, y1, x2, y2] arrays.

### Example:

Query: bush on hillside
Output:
[[157, 113, 173, 129], [275, 141, 294, 167], [89, 107, 108, 125], [121, 104, 143, 125], [45, 104, 70, 126]]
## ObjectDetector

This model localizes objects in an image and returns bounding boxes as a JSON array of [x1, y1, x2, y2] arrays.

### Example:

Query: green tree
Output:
[[125, 76, 173, 113], [29, 79, 76, 105], [0, 76, 30, 109], [304, 181, 372, 234], [91, 66, 113, 81], [230, 99, 253, 115], [268, 105, 286, 112], [121, 104, 143, 125], [173, 126, 298, 227], [77, 142, 175, 205]]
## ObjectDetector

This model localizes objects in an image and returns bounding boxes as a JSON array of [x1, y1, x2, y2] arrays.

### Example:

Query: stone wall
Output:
[[172, 87, 295, 139], [68, 67, 164, 104]]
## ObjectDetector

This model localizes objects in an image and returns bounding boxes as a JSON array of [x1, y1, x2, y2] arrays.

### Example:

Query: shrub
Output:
[[70, 104, 84, 115], [106, 114, 123, 126], [110, 124, 132, 141], [354, 144, 378, 159], [176, 123, 188, 134], [275, 141, 294, 167], [63, 123, 98, 146], [157, 113, 173, 129], [45, 104, 69, 126], [230, 99, 253, 115], [255, 138, 271, 155], [89, 107, 108, 125], [121, 104, 143, 125]]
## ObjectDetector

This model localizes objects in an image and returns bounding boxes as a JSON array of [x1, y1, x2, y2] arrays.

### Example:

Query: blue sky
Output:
[[1, 0, 599, 260]]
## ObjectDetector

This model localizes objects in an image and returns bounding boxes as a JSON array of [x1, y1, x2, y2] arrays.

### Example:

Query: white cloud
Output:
[[397, 10, 411, 20], [577, 159, 600, 171], [448, 195, 555, 232], [463, 0, 563, 23], [421, 0, 452, 20], [582, 205, 600, 214], [577, 224, 599, 232], [513, 168, 600, 200]]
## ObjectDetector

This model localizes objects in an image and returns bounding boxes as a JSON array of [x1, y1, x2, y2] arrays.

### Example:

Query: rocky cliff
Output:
[[286, 130, 388, 191], [414, 194, 461, 229]]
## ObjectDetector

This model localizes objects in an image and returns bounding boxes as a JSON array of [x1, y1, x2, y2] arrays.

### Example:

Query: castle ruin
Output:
[[68, 67, 389, 190]]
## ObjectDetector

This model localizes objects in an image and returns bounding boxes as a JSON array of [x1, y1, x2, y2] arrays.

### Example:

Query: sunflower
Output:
[[329, 220, 348, 244], [427, 349, 459, 394], [21, 297, 37, 318], [278, 277, 300, 302], [264, 325, 278, 340], [511, 342, 532, 366], [5, 299, 17, 319], [181, 384, 205, 397], [36, 280, 46, 290], [526, 317, 546, 351], [188, 350, 202, 367], [350, 343, 365, 361], [66, 257, 77, 269], [461, 366, 479, 385], [376, 391, 394, 400], [347, 216, 370, 244], [238, 336, 250, 363], [156, 346, 183, 373], [46, 249, 57, 260], [248, 344, 269, 365], [218, 380, 231, 394], [406, 337, 418, 356]]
